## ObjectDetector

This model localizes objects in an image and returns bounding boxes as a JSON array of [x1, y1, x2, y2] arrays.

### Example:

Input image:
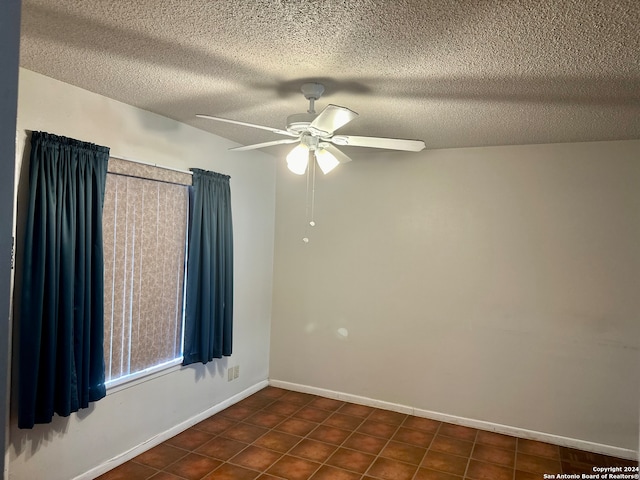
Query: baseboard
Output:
[[269, 379, 638, 461], [76, 379, 269, 480]]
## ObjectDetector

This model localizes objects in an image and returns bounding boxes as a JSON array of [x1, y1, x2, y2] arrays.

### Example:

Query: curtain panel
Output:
[[183, 169, 233, 365], [18, 131, 109, 429]]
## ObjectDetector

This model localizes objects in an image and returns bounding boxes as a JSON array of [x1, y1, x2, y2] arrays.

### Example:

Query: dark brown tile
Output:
[[561, 461, 595, 474], [164, 453, 222, 480], [219, 404, 257, 421], [221, 423, 268, 443], [245, 411, 287, 429], [560, 447, 591, 463], [323, 413, 364, 430], [515, 471, 546, 480], [466, 459, 512, 480], [472, 443, 515, 467], [559, 448, 635, 467], [342, 432, 388, 454], [204, 463, 260, 480], [380, 441, 427, 465], [357, 419, 399, 439], [370, 409, 408, 426], [294, 406, 332, 423], [308, 397, 345, 412], [289, 439, 338, 463], [421, 450, 468, 476], [256, 387, 289, 399], [264, 400, 303, 416], [254, 430, 302, 453], [309, 465, 361, 480], [414, 468, 463, 480], [402, 416, 441, 433], [429, 435, 474, 457], [275, 418, 317, 436], [437, 423, 477, 442], [516, 452, 561, 474], [133, 443, 187, 469], [165, 428, 215, 450], [475, 431, 517, 450], [106, 390, 639, 480], [559, 447, 635, 467], [338, 403, 374, 418], [96, 461, 157, 480], [307, 425, 352, 445], [281, 391, 316, 406], [366, 457, 418, 480], [588, 452, 635, 468], [148, 472, 185, 480], [326, 447, 376, 473], [238, 394, 275, 409], [197, 436, 248, 460], [392, 427, 434, 447], [267, 455, 321, 480], [230, 445, 283, 471], [518, 439, 560, 460], [194, 415, 238, 435]]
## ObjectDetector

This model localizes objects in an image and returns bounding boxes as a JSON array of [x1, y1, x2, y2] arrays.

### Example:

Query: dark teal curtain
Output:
[[183, 169, 233, 365], [18, 132, 109, 429]]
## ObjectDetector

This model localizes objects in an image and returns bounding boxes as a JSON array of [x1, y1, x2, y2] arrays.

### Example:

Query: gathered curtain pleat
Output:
[[183, 169, 233, 365], [18, 131, 109, 429]]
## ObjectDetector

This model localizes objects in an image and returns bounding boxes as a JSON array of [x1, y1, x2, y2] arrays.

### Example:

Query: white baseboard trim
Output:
[[76, 379, 269, 480], [269, 379, 638, 461]]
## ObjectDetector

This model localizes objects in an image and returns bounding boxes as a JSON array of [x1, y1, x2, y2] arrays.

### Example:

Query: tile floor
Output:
[[97, 386, 636, 480]]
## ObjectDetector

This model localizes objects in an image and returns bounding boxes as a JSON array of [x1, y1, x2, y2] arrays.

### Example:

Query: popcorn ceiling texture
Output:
[[19, 0, 640, 151]]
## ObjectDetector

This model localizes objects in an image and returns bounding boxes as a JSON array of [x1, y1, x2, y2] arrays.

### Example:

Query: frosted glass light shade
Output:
[[286, 144, 309, 175], [315, 148, 340, 174]]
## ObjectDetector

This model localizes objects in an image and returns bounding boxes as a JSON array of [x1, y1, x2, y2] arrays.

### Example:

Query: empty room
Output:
[[1, 1, 638, 480]]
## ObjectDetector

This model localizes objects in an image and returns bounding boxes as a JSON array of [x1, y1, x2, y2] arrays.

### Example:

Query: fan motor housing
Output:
[[286, 113, 317, 134]]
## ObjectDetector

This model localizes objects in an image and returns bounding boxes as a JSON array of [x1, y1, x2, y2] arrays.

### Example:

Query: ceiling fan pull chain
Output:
[[302, 153, 312, 243], [310, 155, 317, 227], [302, 153, 317, 244]]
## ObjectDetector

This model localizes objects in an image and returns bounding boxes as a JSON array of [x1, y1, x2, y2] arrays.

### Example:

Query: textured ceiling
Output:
[[19, 0, 640, 154]]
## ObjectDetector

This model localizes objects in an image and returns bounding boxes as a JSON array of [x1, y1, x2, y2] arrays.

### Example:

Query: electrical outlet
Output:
[[233, 365, 239, 379], [227, 367, 233, 381]]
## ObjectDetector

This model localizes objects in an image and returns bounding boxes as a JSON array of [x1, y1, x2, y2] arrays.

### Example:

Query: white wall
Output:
[[8, 69, 276, 480], [270, 140, 640, 452]]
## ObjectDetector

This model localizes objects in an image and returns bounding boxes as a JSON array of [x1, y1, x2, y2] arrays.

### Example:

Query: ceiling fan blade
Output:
[[318, 143, 352, 163], [309, 105, 358, 136], [196, 114, 298, 137], [229, 138, 300, 151], [330, 135, 426, 152]]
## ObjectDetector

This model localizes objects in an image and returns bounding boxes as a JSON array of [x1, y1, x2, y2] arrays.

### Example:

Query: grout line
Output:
[[276, 394, 357, 479], [462, 430, 479, 480], [360, 412, 412, 479], [408, 420, 442, 480]]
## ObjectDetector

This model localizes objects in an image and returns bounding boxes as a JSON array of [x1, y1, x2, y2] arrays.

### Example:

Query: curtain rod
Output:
[[109, 154, 193, 175]]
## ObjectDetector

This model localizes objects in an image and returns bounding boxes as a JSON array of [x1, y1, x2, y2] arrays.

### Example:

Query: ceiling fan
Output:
[[197, 82, 426, 175]]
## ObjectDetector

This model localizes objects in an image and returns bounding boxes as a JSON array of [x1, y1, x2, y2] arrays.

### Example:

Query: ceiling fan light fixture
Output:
[[315, 149, 340, 174], [286, 144, 309, 175]]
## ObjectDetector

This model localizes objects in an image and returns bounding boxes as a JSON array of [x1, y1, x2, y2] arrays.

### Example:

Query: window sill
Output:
[[105, 358, 184, 395]]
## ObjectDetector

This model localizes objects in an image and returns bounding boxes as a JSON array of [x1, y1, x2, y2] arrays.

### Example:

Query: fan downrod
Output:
[[301, 83, 324, 114]]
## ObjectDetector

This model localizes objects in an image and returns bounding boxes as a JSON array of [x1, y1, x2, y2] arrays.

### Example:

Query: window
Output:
[[102, 158, 191, 387]]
